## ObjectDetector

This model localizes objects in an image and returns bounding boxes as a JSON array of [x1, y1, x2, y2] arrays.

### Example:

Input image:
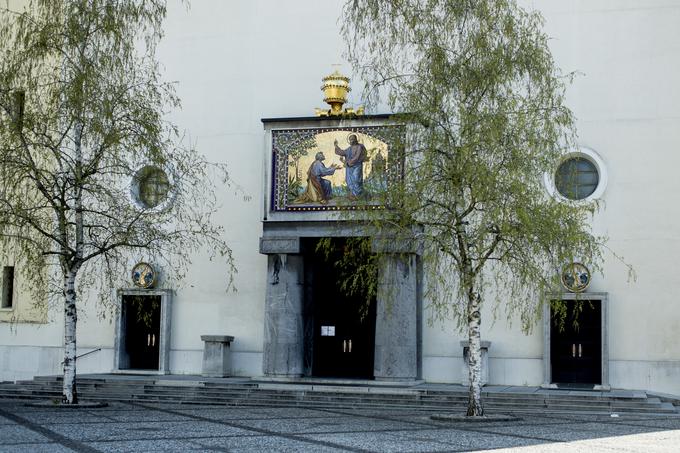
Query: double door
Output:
[[305, 238, 376, 379], [550, 300, 601, 385], [312, 293, 376, 378], [122, 295, 161, 370]]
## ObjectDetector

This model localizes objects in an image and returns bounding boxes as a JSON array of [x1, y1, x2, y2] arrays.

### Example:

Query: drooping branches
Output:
[[0, 0, 234, 403], [342, 0, 605, 415]]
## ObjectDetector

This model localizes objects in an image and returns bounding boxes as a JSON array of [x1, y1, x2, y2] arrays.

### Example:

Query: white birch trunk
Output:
[[466, 291, 484, 416], [62, 269, 78, 404], [62, 120, 84, 405]]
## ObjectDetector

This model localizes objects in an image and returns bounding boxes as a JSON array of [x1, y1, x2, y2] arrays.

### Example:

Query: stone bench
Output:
[[201, 335, 234, 377]]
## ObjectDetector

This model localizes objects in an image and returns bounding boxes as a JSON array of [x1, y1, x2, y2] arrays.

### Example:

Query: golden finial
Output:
[[315, 68, 364, 117]]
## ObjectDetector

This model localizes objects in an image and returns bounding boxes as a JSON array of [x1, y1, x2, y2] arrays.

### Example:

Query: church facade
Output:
[[1, 0, 680, 396]]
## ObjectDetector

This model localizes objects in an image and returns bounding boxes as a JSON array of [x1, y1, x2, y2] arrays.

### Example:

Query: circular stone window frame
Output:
[[544, 146, 608, 202], [129, 163, 178, 213]]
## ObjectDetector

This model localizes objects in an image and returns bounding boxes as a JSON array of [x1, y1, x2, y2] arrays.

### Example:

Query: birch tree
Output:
[[342, 0, 604, 416], [0, 0, 233, 404]]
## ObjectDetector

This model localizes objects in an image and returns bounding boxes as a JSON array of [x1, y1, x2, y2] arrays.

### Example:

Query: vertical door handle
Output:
[[152, 334, 156, 347], [349, 339, 352, 353], [147, 334, 151, 346], [578, 344, 582, 358], [343, 340, 347, 353], [572, 344, 576, 357]]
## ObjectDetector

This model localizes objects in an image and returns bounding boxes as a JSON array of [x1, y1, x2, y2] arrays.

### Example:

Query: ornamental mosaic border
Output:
[[271, 125, 403, 212]]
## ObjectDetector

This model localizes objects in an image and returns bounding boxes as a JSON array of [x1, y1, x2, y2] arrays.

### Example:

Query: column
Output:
[[260, 237, 304, 377], [372, 238, 420, 381]]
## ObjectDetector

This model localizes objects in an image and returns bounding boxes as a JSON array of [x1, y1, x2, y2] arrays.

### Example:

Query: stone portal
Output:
[[260, 228, 421, 382], [114, 289, 172, 374], [542, 292, 609, 390], [260, 116, 420, 382]]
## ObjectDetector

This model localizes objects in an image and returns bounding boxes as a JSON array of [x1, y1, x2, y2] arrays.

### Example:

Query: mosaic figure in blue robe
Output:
[[334, 134, 367, 200]]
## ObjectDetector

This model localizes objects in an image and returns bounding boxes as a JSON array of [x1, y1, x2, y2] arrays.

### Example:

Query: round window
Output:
[[554, 157, 599, 200], [133, 166, 171, 209]]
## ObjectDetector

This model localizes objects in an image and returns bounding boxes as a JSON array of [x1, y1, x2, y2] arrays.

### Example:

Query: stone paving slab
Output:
[[4, 411, 113, 425], [568, 421, 662, 435], [43, 420, 253, 442], [188, 435, 348, 453], [493, 430, 680, 453], [2, 399, 680, 452], [233, 415, 425, 435], [0, 414, 17, 425], [0, 424, 51, 444], [86, 409, 196, 423], [482, 423, 658, 443], [0, 443, 75, 453], [85, 439, 197, 453], [175, 406, 333, 420], [301, 431, 464, 453], [389, 428, 545, 450], [6, 402, 149, 413], [609, 417, 680, 429]]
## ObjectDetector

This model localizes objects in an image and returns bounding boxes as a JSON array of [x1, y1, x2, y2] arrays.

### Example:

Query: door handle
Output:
[[152, 334, 156, 347], [578, 344, 582, 358], [147, 334, 151, 346], [343, 340, 347, 353], [349, 339, 352, 353], [572, 344, 576, 358]]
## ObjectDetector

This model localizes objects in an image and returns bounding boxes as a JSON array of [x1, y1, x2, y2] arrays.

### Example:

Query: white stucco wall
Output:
[[1, 0, 679, 395], [420, 0, 680, 394]]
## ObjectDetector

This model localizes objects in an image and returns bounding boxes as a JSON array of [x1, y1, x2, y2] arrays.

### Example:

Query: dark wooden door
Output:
[[312, 291, 376, 378], [551, 300, 601, 385], [308, 238, 376, 379], [123, 295, 161, 370]]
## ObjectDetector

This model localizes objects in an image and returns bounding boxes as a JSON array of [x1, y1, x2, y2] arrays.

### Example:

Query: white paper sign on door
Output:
[[321, 326, 336, 336]]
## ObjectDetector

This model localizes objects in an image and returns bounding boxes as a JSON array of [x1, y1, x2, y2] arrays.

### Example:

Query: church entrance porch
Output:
[[260, 224, 421, 382], [304, 238, 376, 379]]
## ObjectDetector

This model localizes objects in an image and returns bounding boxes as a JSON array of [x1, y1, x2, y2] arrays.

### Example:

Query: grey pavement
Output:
[[1, 399, 680, 452]]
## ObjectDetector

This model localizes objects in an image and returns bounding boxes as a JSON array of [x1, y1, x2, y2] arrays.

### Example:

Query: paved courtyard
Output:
[[1, 400, 680, 452]]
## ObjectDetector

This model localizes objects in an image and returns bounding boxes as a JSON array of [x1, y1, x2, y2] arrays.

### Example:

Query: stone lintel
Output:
[[259, 237, 301, 255], [201, 335, 234, 343], [460, 341, 492, 349], [371, 237, 421, 255]]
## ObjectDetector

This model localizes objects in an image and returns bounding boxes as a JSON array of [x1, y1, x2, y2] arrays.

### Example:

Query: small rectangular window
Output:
[[2, 266, 15, 309]]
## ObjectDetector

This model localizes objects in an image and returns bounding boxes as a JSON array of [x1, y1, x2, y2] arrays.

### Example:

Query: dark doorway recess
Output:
[[303, 238, 376, 379], [551, 300, 601, 385], [122, 295, 161, 370]]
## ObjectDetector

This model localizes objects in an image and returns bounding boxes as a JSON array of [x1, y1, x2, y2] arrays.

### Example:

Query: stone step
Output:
[[0, 390, 674, 415], [2, 378, 677, 416], [0, 388, 653, 409], [0, 383, 663, 407], [12, 379, 650, 402], [0, 388, 670, 412]]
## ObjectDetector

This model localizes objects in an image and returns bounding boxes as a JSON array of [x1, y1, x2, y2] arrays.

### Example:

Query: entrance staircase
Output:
[[0, 375, 678, 416]]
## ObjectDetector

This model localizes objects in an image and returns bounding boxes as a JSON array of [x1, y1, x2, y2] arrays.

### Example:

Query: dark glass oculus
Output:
[[137, 166, 170, 209], [555, 157, 599, 200]]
